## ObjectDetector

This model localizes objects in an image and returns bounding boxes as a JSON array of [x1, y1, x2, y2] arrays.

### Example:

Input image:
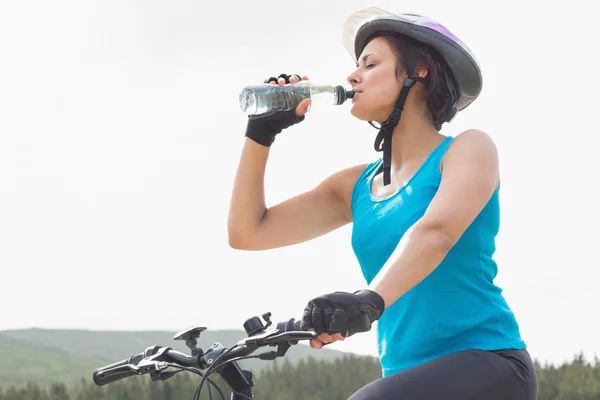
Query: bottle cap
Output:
[[334, 86, 356, 105]]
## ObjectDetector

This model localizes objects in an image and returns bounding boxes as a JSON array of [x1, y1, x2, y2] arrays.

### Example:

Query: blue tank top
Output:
[[350, 136, 526, 376]]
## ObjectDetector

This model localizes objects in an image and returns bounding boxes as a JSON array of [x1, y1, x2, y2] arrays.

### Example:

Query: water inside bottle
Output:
[[239, 84, 312, 115]]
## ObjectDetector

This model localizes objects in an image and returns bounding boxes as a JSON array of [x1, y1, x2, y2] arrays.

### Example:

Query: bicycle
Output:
[[92, 312, 317, 400]]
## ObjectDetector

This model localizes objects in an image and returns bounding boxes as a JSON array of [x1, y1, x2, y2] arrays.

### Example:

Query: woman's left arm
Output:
[[368, 129, 500, 309]]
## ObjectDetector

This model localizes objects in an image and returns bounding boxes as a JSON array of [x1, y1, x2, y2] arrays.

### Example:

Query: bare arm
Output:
[[368, 129, 500, 308], [227, 135, 365, 250]]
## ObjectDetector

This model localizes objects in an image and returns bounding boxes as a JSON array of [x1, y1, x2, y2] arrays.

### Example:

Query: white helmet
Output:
[[343, 7, 483, 111]]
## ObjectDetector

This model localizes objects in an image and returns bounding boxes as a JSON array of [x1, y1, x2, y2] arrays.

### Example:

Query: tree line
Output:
[[1, 353, 599, 400]]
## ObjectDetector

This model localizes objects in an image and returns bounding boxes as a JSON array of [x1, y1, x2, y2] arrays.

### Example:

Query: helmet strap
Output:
[[372, 76, 424, 186]]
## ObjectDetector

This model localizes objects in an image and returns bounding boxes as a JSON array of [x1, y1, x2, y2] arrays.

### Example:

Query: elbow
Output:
[[228, 228, 265, 251], [226, 216, 252, 250], [412, 223, 457, 255], [228, 229, 250, 250], [432, 228, 456, 254], [227, 212, 269, 251]]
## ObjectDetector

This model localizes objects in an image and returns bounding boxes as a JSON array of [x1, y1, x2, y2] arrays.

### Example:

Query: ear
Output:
[[414, 65, 429, 79]]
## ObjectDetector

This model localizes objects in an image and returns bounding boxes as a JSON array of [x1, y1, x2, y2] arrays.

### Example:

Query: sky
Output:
[[0, 0, 598, 368]]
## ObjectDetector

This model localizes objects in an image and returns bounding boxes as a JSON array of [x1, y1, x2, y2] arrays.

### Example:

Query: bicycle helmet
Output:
[[343, 7, 483, 185]]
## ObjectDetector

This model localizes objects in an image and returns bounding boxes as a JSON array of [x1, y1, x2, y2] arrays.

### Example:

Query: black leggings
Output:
[[348, 348, 538, 400]]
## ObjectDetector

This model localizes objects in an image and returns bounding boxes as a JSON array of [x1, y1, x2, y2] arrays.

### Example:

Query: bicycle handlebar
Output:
[[92, 313, 314, 400]]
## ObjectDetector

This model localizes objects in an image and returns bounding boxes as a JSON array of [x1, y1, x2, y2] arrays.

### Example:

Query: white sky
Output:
[[0, 0, 598, 367]]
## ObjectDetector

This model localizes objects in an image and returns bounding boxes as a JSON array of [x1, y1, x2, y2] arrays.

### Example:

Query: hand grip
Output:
[[92, 353, 144, 386]]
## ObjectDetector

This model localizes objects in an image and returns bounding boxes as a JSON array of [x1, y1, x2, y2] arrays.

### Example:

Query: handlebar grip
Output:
[[293, 319, 301, 331], [92, 352, 145, 386]]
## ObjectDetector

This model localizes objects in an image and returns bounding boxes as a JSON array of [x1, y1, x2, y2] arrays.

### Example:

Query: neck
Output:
[[388, 106, 444, 171]]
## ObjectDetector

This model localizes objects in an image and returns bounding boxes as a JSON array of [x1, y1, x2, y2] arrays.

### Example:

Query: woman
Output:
[[228, 7, 538, 399]]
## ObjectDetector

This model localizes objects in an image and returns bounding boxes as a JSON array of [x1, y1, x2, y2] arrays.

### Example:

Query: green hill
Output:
[[0, 327, 361, 388], [0, 335, 106, 387]]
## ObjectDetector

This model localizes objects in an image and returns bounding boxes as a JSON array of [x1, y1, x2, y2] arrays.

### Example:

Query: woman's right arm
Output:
[[227, 136, 365, 251]]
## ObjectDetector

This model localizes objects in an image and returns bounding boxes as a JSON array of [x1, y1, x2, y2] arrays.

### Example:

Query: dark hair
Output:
[[371, 33, 455, 131]]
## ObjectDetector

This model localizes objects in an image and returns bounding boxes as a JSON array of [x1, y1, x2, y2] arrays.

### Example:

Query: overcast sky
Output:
[[0, 0, 597, 367]]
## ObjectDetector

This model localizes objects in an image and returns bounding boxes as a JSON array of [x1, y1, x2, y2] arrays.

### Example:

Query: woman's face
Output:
[[346, 36, 404, 123]]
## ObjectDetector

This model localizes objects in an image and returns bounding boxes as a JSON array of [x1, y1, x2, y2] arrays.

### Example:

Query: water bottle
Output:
[[239, 81, 355, 116]]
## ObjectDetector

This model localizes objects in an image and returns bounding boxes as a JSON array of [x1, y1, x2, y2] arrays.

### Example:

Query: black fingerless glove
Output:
[[300, 289, 386, 337], [244, 73, 305, 147], [245, 109, 305, 147], [264, 73, 302, 85]]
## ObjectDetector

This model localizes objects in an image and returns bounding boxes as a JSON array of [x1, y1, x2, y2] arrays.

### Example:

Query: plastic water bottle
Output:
[[239, 81, 355, 116]]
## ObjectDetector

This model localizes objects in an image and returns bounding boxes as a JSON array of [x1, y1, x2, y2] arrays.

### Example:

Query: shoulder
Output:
[[441, 129, 499, 182], [445, 129, 498, 162]]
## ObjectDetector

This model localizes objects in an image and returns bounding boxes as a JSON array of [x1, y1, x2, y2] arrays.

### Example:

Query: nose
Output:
[[347, 68, 361, 87]]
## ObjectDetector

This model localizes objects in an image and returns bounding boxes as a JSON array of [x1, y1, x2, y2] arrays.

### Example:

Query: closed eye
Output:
[[354, 63, 375, 69]]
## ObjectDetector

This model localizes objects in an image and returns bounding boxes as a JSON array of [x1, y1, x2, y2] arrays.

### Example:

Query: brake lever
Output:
[[252, 330, 316, 362], [239, 329, 316, 346], [263, 330, 316, 343], [123, 348, 172, 375], [137, 358, 169, 372]]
